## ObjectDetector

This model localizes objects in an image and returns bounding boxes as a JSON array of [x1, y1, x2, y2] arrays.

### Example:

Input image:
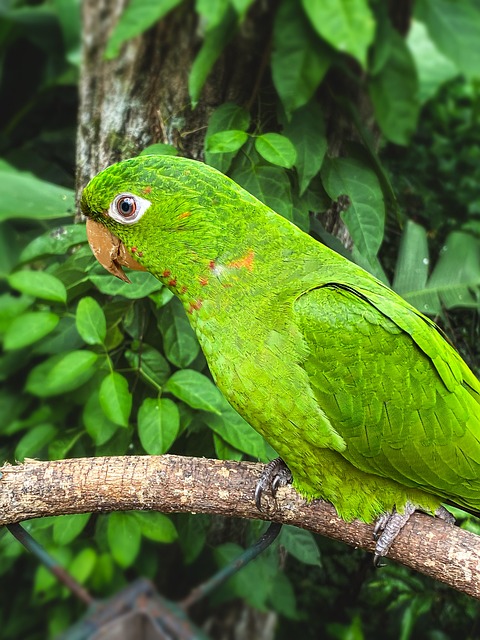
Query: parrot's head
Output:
[[82, 154, 226, 282]]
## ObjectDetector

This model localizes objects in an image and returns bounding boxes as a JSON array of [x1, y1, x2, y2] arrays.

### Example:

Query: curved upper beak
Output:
[[86, 218, 146, 283]]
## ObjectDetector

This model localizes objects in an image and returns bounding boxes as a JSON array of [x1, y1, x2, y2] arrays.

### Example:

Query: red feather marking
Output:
[[227, 249, 254, 271], [199, 276, 208, 286], [162, 269, 171, 278], [181, 285, 188, 294], [188, 299, 203, 314], [131, 246, 137, 253], [137, 251, 144, 257], [143, 186, 152, 194], [178, 211, 191, 219], [209, 260, 216, 270], [168, 278, 177, 287]]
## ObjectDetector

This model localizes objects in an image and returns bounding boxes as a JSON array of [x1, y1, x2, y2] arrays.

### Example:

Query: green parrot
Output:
[[81, 155, 480, 559]]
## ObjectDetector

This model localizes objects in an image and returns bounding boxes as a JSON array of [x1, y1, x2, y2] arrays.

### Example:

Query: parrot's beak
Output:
[[86, 218, 146, 283]]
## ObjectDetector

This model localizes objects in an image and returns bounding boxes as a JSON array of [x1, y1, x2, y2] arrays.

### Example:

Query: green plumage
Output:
[[82, 155, 480, 523]]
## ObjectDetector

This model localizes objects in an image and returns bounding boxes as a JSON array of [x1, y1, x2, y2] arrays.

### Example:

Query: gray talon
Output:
[[372, 502, 457, 564], [255, 457, 293, 512]]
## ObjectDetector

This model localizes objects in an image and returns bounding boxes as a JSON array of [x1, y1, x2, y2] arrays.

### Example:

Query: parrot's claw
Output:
[[255, 457, 293, 513], [373, 503, 456, 566]]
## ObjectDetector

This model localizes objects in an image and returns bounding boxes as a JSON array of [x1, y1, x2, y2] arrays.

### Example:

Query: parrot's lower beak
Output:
[[86, 218, 146, 283]]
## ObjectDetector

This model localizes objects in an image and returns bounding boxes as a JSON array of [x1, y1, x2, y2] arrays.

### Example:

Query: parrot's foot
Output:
[[255, 457, 293, 513], [373, 503, 455, 565]]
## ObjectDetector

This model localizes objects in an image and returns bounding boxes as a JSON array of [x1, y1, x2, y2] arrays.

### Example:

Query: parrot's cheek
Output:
[[86, 218, 146, 283]]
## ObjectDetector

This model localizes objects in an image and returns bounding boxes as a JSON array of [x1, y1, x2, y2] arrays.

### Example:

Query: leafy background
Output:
[[1, 0, 480, 638]]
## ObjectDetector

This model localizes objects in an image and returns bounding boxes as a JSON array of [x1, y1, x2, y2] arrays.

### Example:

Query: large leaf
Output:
[[255, 133, 297, 169], [133, 512, 178, 543], [88, 268, 162, 299], [301, 0, 375, 68], [272, 0, 332, 115], [83, 389, 120, 445], [125, 344, 171, 389], [3, 311, 59, 350], [8, 270, 67, 303], [165, 369, 224, 414], [283, 101, 327, 194], [368, 30, 419, 145], [415, 0, 480, 80], [204, 102, 250, 172], [206, 130, 249, 154], [406, 20, 458, 104], [0, 161, 74, 221], [105, 0, 183, 59], [99, 372, 132, 427], [15, 423, 57, 460], [231, 163, 293, 220], [203, 403, 270, 460], [394, 227, 480, 314], [107, 512, 141, 568], [75, 296, 107, 345], [393, 220, 429, 298], [321, 157, 384, 263], [19, 224, 87, 264], [157, 298, 200, 367], [189, 8, 238, 106], [137, 397, 179, 454], [26, 350, 98, 397]]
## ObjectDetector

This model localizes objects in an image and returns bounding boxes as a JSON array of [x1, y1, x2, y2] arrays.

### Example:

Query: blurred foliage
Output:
[[1, 0, 480, 638]]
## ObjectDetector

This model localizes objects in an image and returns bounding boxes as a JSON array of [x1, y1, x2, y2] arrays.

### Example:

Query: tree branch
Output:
[[1, 455, 479, 599]]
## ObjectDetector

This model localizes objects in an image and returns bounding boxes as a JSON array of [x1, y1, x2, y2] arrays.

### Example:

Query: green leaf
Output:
[[406, 20, 458, 104], [3, 311, 59, 350], [53, 514, 91, 545], [35, 316, 85, 355], [204, 404, 269, 460], [255, 133, 297, 169], [188, 8, 237, 106], [89, 269, 162, 299], [19, 224, 87, 263], [232, 162, 293, 220], [0, 162, 74, 221], [302, 0, 375, 68], [105, 0, 183, 59], [369, 30, 419, 145], [99, 372, 132, 427], [15, 424, 57, 460], [393, 220, 429, 297], [138, 397, 180, 454], [205, 102, 250, 172], [75, 296, 107, 345], [283, 101, 327, 194], [205, 130, 249, 153], [8, 270, 67, 303], [125, 344, 171, 389], [157, 298, 200, 367], [26, 351, 98, 397], [427, 232, 480, 309], [415, 0, 480, 80], [0, 294, 32, 334], [68, 548, 97, 585], [272, 0, 332, 115], [196, 0, 230, 30], [133, 511, 178, 542], [139, 143, 178, 156], [83, 389, 120, 445], [107, 512, 141, 568], [164, 369, 224, 414], [279, 525, 321, 566], [321, 157, 384, 262]]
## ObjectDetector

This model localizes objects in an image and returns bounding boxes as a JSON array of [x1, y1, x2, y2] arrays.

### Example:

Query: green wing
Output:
[[293, 282, 480, 512]]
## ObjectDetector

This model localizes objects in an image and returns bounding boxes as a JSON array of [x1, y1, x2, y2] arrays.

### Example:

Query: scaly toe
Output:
[[255, 457, 293, 513]]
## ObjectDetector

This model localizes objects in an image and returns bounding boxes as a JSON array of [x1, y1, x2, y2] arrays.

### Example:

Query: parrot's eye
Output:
[[117, 196, 136, 218], [108, 193, 151, 225]]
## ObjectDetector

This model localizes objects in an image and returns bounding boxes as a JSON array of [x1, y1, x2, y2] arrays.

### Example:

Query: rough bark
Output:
[[1, 456, 480, 601]]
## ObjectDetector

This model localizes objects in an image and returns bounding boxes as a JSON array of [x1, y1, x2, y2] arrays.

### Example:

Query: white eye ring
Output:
[[108, 192, 151, 225]]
